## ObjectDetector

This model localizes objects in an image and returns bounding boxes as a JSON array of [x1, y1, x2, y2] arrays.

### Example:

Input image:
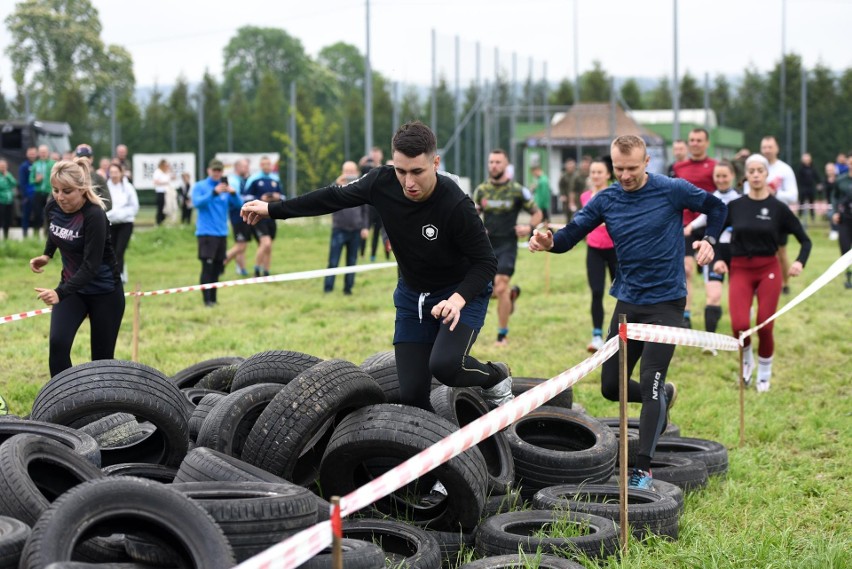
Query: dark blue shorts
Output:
[[393, 279, 492, 344]]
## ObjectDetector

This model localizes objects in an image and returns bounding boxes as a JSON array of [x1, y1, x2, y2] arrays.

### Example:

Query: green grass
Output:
[[0, 209, 850, 568]]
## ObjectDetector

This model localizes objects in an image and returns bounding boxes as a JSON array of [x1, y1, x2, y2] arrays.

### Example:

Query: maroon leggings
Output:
[[728, 256, 782, 358]]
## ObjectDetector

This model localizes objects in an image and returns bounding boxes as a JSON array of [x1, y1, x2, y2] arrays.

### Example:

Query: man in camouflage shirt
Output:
[[473, 149, 542, 346]]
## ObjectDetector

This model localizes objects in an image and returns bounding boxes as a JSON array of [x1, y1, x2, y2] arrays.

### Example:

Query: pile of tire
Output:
[[0, 354, 729, 568]]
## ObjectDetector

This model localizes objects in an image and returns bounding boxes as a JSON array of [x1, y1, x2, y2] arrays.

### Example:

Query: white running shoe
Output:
[[828, 230, 839, 241], [481, 362, 514, 408], [587, 336, 604, 353], [756, 379, 771, 393]]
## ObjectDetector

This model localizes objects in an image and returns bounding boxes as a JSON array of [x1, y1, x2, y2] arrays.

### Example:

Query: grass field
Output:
[[0, 208, 849, 568]]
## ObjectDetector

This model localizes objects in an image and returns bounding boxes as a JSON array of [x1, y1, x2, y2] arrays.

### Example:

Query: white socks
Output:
[[757, 356, 773, 393]]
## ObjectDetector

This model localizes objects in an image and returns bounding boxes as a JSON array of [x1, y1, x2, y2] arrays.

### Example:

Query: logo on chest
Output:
[[422, 224, 438, 241], [756, 207, 771, 221]]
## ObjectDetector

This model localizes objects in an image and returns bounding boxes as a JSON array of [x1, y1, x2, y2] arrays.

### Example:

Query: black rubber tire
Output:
[[170, 356, 245, 389], [195, 364, 240, 392], [359, 350, 401, 403], [429, 386, 514, 495], [243, 360, 386, 485], [300, 538, 385, 569], [0, 515, 30, 569], [0, 417, 101, 467], [320, 404, 487, 532], [30, 360, 190, 467], [0, 434, 104, 526], [643, 454, 709, 492], [596, 417, 681, 438], [170, 481, 318, 562], [78, 413, 141, 449], [532, 483, 680, 539], [612, 428, 639, 467], [230, 350, 322, 392], [505, 407, 617, 499], [343, 518, 442, 569], [181, 387, 224, 407], [195, 383, 285, 457], [102, 463, 178, 484], [20, 477, 234, 569], [188, 393, 226, 443], [474, 510, 619, 561], [510, 378, 573, 410], [426, 529, 475, 569], [652, 437, 729, 476], [482, 489, 525, 518], [459, 554, 586, 569], [604, 475, 684, 512]]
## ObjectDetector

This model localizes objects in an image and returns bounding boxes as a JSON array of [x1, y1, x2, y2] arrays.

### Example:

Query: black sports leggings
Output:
[[110, 222, 134, 276], [600, 298, 684, 470], [586, 246, 617, 330], [395, 322, 501, 410], [49, 286, 125, 377]]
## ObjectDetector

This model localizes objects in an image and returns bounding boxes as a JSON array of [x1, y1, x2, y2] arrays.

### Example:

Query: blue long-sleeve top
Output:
[[551, 172, 727, 305], [192, 177, 242, 237]]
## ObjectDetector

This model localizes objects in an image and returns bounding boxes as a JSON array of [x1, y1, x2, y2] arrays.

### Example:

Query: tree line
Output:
[[4, 0, 852, 191]]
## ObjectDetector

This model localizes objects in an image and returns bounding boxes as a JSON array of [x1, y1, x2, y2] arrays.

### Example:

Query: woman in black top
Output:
[[29, 158, 125, 378], [712, 154, 811, 392]]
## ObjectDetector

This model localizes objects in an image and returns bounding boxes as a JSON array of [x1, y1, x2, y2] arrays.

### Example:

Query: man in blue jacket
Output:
[[192, 159, 242, 307], [530, 134, 727, 490]]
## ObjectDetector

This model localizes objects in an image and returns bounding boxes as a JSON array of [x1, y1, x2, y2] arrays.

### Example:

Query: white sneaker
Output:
[[587, 336, 604, 353], [702, 347, 718, 356], [828, 230, 839, 241], [481, 362, 513, 408], [756, 379, 771, 393]]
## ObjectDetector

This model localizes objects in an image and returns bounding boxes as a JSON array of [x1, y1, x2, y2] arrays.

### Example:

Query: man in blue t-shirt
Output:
[[530, 134, 727, 491], [18, 146, 37, 237], [244, 156, 282, 277]]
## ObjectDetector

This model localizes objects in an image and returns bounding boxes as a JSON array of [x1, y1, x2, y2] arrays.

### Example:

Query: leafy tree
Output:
[[431, 76, 457, 165], [252, 70, 287, 153], [619, 78, 643, 110], [710, 74, 733, 126], [139, 86, 169, 153], [225, 81, 253, 153], [549, 78, 575, 106], [728, 66, 768, 151], [167, 76, 197, 153], [276, 107, 341, 194], [399, 86, 424, 125], [679, 71, 703, 108], [647, 76, 672, 109], [200, 72, 225, 162], [765, 53, 804, 161], [56, 82, 89, 144], [579, 61, 610, 103], [0, 83, 9, 117], [113, 92, 142, 157], [222, 26, 309, 98], [806, 63, 840, 166]]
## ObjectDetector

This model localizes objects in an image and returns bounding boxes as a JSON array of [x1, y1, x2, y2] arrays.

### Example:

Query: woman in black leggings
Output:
[[29, 158, 125, 378], [581, 158, 617, 352]]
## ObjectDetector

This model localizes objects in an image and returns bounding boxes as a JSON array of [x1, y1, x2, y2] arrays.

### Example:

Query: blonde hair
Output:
[[745, 153, 770, 172], [50, 158, 106, 210], [611, 135, 647, 157]]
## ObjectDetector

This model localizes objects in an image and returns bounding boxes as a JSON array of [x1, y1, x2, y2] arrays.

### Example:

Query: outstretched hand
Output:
[[241, 200, 270, 225], [528, 229, 553, 252]]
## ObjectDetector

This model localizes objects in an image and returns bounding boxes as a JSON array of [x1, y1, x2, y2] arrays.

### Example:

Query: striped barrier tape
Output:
[[0, 262, 398, 325], [234, 336, 620, 569], [625, 323, 740, 351]]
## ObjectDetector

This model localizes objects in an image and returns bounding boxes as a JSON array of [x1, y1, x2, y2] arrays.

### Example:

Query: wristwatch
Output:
[[702, 235, 717, 246]]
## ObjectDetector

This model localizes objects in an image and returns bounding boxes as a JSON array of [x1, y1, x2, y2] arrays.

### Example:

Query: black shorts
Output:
[[198, 235, 227, 262], [254, 218, 277, 240], [232, 220, 254, 243], [492, 239, 518, 277]]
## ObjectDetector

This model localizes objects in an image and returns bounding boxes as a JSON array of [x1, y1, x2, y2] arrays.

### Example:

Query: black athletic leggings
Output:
[[600, 298, 684, 470], [155, 193, 166, 225], [586, 246, 617, 330], [110, 222, 134, 276], [395, 322, 502, 410], [49, 286, 125, 377]]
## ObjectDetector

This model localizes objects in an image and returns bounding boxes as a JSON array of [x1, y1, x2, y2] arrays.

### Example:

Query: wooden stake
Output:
[[132, 283, 141, 362], [618, 313, 629, 553], [331, 496, 342, 569], [738, 345, 745, 447]]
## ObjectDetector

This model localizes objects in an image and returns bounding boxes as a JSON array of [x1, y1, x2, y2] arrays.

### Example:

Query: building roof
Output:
[[527, 103, 664, 147]]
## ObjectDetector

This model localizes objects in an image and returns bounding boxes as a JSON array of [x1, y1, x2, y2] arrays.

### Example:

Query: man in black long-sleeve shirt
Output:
[[242, 121, 512, 410]]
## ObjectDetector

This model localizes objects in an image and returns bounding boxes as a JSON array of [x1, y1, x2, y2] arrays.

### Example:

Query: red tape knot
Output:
[[330, 502, 342, 538], [618, 322, 628, 342]]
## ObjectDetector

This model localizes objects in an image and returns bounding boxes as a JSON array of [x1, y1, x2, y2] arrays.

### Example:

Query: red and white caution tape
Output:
[[739, 248, 852, 342], [234, 336, 620, 569], [0, 262, 397, 325], [625, 323, 740, 351]]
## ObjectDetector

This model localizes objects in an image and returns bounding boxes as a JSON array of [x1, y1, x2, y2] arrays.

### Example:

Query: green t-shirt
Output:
[[533, 174, 550, 210], [0, 172, 16, 205], [29, 159, 55, 194]]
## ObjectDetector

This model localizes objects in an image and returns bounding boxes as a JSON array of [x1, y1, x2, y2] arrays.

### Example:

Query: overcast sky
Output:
[[2, 0, 851, 99]]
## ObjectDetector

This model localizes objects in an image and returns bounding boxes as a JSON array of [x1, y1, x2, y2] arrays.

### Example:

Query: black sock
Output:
[[705, 305, 723, 333], [636, 454, 652, 472]]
